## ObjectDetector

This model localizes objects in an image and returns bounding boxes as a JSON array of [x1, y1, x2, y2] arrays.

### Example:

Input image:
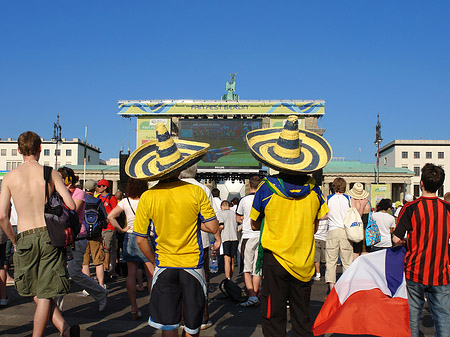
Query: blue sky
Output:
[[1, 1, 449, 163]]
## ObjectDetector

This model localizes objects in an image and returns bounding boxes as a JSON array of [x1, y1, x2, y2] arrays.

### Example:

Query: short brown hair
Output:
[[421, 163, 445, 193], [18, 131, 41, 156], [332, 177, 347, 193], [249, 176, 261, 190]]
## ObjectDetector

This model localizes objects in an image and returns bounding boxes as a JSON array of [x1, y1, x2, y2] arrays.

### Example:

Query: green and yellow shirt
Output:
[[250, 175, 329, 281]]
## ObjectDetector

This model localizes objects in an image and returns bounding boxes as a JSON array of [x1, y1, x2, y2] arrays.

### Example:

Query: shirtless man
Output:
[[0, 131, 79, 337]]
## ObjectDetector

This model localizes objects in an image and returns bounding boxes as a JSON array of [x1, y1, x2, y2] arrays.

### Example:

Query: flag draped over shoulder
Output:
[[313, 247, 410, 337]]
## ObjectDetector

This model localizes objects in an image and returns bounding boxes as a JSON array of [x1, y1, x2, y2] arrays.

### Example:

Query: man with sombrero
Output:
[[127, 124, 221, 337], [248, 115, 331, 337]]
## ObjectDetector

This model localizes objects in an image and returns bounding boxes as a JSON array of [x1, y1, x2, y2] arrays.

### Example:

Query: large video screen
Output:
[[178, 118, 262, 169]]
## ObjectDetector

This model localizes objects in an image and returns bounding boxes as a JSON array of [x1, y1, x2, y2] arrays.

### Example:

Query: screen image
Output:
[[178, 119, 262, 169]]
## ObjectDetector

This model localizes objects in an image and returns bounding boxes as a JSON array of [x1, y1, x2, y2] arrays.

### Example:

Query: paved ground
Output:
[[0, 266, 437, 336]]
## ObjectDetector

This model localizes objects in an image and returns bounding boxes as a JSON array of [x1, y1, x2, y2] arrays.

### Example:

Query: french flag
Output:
[[313, 247, 410, 337]]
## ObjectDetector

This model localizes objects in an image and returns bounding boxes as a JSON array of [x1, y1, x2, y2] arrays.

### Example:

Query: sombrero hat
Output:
[[126, 123, 210, 181], [246, 115, 332, 173]]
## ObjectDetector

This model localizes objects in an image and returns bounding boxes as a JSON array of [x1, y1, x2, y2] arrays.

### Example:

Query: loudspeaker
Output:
[[119, 152, 130, 184]]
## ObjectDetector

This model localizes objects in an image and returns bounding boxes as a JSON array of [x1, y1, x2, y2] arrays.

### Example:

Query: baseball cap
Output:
[[84, 179, 97, 191], [404, 194, 414, 202], [97, 179, 110, 187]]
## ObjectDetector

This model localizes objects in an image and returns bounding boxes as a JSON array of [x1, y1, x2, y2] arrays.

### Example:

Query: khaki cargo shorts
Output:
[[14, 227, 69, 299]]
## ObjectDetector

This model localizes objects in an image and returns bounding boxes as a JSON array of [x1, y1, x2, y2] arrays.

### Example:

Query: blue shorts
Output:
[[123, 233, 154, 263]]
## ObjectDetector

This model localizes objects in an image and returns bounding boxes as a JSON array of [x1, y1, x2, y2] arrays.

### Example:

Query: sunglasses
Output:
[[97, 185, 106, 188]]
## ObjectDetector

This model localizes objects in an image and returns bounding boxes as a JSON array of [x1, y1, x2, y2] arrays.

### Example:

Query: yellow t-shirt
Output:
[[133, 180, 216, 269], [250, 176, 329, 281]]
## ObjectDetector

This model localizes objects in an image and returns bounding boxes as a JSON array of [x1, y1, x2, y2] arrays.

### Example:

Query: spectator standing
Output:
[[96, 179, 118, 279], [393, 163, 450, 337], [0, 131, 78, 337], [108, 178, 152, 320], [82, 180, 108, 289], [237, 176, 262, 307], [58, 168, 108, 312], [393, 164, 450, 337], [212, 188, 222, 212], [371, 198, 395, 252], [325, 178, 355, 291], [217, 200, 239, 280], [347, 182, 370, 258], [129, 123, 221, 337], [180, 163, 219, 330], [314, 218, 328, 281], [247, 115, 330, 336]]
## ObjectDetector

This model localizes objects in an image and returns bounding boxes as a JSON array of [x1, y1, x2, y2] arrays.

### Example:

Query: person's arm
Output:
[[392, 234, 405, 246], [0, 177, 16, 246], [251, 219, 261, 230], [53, 170, 75, 210], [236, 214, 243, 224], [201, 218, 221, 251], [71, 193, 84, 213], [107, 205, 128, 234], [136, 236, 155, 274]]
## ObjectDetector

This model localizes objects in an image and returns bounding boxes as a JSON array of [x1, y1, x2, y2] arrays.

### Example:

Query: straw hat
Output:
[[348, 182, 369, 199], [125, 123, 210, 181], [246, 115, 332, 173]]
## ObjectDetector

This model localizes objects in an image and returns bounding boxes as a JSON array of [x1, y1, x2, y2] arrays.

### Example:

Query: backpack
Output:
[[219, 278, 248, 303], [365, 204, 381, 246], [84, 195, 106, 239], [43, 166, 81, 248]]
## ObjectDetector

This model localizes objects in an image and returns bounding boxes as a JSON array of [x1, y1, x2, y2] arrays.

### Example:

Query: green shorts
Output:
[[14, 227, 70, 299]]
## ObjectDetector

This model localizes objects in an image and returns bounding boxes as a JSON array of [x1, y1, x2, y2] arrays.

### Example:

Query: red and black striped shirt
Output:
[[393, 196, 450, 286]]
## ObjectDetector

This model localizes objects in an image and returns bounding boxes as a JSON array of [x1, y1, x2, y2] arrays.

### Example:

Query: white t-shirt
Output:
[[237, 193, 260, 239], [314, 219, 328, 241], [327, 194, 351, 232], [213, 197, 222, 212], [182, 178, 219, 248], [118, 197, 140, 233], [217, 209, 238, 242], [372, 211, 396, 248]]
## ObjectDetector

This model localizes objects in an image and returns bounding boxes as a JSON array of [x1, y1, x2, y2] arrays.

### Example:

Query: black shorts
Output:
[[222, 240, 238, 257], [149, 267, 206, 335], [0, 243, 6, 266]]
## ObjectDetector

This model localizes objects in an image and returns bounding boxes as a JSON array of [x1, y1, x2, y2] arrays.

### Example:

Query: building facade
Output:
[[0, 137, 101, 171], [322, 160, 414, 204], [379, 140, 449, 197]]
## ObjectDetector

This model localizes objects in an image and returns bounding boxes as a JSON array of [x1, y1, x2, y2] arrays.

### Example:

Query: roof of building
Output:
[[323, 160, 414, 175], [379, 139, 450, 153], [66, 165, 119, 172]]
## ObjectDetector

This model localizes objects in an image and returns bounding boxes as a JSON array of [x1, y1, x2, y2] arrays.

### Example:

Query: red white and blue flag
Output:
[[313, 247, 410, 337]]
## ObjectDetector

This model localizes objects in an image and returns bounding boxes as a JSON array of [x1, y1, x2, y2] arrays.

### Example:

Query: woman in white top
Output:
[[371, 198, 396, 252], [108, 178, 153, 320]]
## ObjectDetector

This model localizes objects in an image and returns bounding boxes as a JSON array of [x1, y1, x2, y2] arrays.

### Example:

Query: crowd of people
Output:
[[0, 120, 449, 337]]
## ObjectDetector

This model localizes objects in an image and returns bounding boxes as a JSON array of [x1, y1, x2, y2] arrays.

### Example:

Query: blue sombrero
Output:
[[246, 115, 332, 173], [126, 123, 210, 181]]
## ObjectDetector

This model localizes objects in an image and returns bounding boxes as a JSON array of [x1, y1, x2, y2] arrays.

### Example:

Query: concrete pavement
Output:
[[0, 267, 437, 336]]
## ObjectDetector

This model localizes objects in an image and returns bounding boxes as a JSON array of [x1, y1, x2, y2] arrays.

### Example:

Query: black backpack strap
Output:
[[126, 197, 135, 215], [43, 166, 52, 202]]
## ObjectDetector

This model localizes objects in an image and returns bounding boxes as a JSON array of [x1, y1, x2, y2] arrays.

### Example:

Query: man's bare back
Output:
[[0, 161, 75, 234]]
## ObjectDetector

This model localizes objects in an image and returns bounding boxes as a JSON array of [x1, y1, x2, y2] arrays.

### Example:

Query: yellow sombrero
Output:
[[246, 115, 332, 173], [126, 123, 210, 181]]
